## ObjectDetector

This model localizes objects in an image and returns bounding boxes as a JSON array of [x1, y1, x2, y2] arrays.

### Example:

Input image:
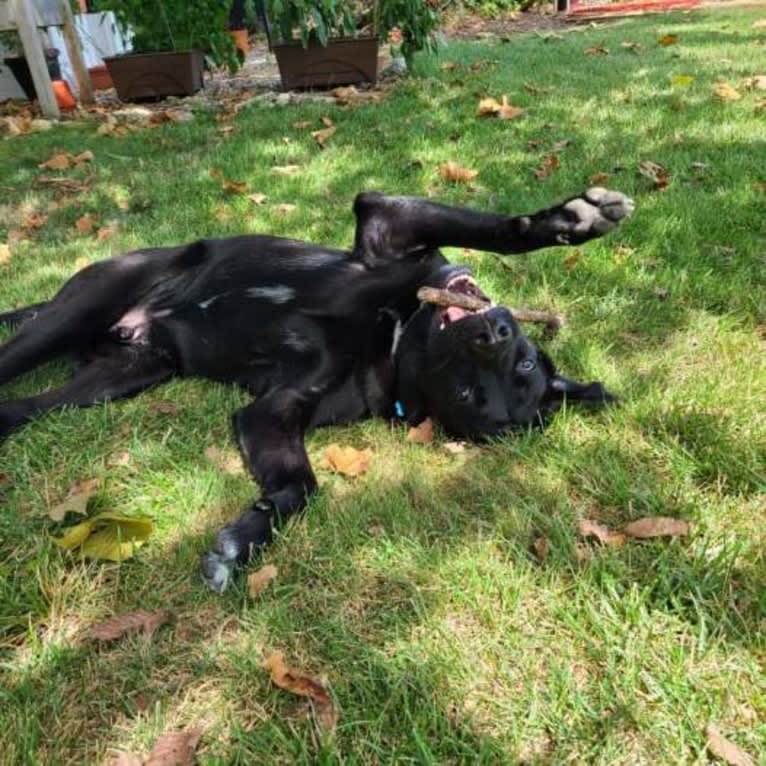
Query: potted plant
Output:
[[0, 30, 62, 101], [265, 0, 439, 90], [91, 0, 240, 100]]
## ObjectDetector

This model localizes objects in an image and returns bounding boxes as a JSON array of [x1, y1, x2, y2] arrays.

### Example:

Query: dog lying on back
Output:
[[0, 187, 633, 591]]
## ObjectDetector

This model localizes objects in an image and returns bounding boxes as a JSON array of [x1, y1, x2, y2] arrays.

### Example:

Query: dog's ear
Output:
[[538, 352, 617, 414]]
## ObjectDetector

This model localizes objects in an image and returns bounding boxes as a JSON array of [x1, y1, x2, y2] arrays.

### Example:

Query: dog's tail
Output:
[[0, 302, 47, 328]]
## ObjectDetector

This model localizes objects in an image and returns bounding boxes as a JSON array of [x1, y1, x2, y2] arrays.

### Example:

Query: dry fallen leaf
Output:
[[204, 445, 244, 476], [73, 150, 94, 165], [150, 400, 180, 416], [563, 249, 582, 271], [578, 519, 626, 547], [144, 728, 203, 766], [440, 61, 459, 72], [439, 162, 479, 184], [75, 214, 98, 234], [262, 651, 331, 704], [22, 213, 48, 230], [88, 609, 170, 641], [97, 224, 118, 242], [639, 160, 671, 190], [657, 34, 678, 46], [322, 444, 373, 477], [38, 151, 72, 170], [52, 512, 153, 561], [272, 165, 300, 176], [275, 203, 297, 214], [49, 477, 100, 522], [248, 193, 268, 205], [533, 155, 560, 180], [248, 563, 278, 598], [292, 120, 313, 129], [477, 95, 525, 120], [705, 725, 755, 766], [741, 75, 766, 90], [713, 82, 742, 102], [407, 418, 434, 444], [222, 179, 249, 194], [585, 45, 609, 55], [533, 536, 549, 560], [74, 256, 90, 271], [312, 125, 336, 148], [623, 516, 690, 538], [0, 243, 10, 266], [443, 441, 466, 454]]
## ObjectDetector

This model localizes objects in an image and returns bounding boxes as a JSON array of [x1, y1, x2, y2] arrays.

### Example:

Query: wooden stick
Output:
[[58, 0, 94, 104], [416, 286, 565, 333]]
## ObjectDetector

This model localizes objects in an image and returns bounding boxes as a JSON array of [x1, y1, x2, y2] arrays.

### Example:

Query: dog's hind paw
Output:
[[557, 188, 635, 244], [201, 549, 236, 593]]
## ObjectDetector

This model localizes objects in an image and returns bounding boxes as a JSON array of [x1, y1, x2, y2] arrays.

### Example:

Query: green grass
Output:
[[1, 7, 765, 764]]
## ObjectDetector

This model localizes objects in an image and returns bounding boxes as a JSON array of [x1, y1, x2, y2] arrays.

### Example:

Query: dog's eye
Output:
[[456, 386, 472, 403], [517, 358, 536, 373]]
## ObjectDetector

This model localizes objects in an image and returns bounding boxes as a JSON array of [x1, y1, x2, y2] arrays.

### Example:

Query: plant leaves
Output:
[[705, 725, 755, 766], [321, 444, 373, 477], [443, 441, 466, 454], [52, 512, 153, 561], [88, 609, 170, 641], [262, 651, 330, 704], [623, 516, 690, 538], [248, 563, 278, 598], [439, 162, 479, 183], [407, 418, 434, 444], [657, 34, 678, 46], [49, 477, 99, 522], [578, 519, 626, 546], [292, 120, 313, 129], [275, 203, 297, 214], [97, 224, 118, 242], [144, 728, 203, 766], [533, 536, 549, 560], [713, 82, 742, 102]]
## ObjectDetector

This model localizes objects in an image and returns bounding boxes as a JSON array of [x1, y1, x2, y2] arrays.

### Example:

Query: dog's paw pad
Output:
[[583, 187, 635, 224], [201, 550, 235, 593]]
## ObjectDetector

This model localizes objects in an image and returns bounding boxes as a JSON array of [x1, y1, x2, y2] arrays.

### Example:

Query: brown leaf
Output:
[[753, 181, 766, 193], [578, 519, 626, 547], [38, 151, 72, 170], [275, 203, 297, 214], [621, 40, 642, 51], [248, 563, 278, 598], [320, 115, 334, 128], [222, 179, 249, 194], [312, 125, 336, 148], [585, 45, 609, 55], [272, 165, 300, 176], [477, 95, 524, 120], [22, 213, 48, 230], [292, 120, 313, 129], [741, 75, 766, 91], [656, 34, 678, 46], [144, 728, 203, 766], [262, 651, 330, 705], [440, 61, 459, 72], [563, 249, 582, 271], [407, 418, 434, 444], [312, 698, 339, 734], [107, 450, 131, 468], [73, 150, 94, 165], [150, 400, 180, 416], [623, 516, 690, 538], [75, 214, 98, 234], [523, 82, 553, 94], [105, 753, 143, 766], [713, 82, 742, 102], [533, 155, 560, 180], [439, 162, 479, 184], [322, 444, 373, 477], [88, 609, 170, 641], [204, 445, 244, 476], [533, 536, 549, 560], [443, 441, 466, 454], [248, 193, 268, 205], [590, 171, 611, 186], [755, 98, 766, 114], [638, 160, 671, 190], [0, 243, 10, 266], [49, 477, 100, 522], [705, 725, 755, 766], [97, 224, 117, 242]]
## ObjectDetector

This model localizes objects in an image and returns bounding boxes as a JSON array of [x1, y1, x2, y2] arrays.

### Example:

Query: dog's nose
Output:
[[474, 308, 516, 347]]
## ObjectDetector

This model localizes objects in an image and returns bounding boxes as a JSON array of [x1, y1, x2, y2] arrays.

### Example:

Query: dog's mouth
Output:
[[439, 274, 492, 330]]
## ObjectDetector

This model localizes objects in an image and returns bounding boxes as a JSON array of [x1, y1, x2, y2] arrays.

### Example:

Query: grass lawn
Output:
[[1, 6, 765, 764]]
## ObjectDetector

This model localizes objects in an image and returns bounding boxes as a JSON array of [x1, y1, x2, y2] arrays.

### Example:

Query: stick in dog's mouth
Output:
[[416, 286, 565, 334]]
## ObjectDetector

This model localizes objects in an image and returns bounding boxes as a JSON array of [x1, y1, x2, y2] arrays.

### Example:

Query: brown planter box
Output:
[[88, 64, 114, 91], [272, 36, 379, 90], [103, 50, 204, 101]]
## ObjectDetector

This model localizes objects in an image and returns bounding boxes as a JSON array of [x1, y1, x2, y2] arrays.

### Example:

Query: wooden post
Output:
[[10, 0, 60, 118], [57, 0, 93, 103]]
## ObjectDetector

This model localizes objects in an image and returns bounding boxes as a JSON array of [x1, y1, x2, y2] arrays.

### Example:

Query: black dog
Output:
[[0, 187, 633, 591]]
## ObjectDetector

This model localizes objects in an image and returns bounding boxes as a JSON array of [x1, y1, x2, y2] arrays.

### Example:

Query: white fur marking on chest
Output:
[[246, 285, 296, 304], [390, 319, 403, 358]]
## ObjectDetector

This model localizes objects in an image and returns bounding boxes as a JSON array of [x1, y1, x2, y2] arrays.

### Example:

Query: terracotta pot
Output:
[[272, 36, 379, 90], [88, 64, 114, 91], [103, 50, 204, 101]]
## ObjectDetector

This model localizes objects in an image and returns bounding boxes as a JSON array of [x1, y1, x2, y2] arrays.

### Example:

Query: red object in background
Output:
[[52, 79, 77, 109], [568, 0, 701, 14]]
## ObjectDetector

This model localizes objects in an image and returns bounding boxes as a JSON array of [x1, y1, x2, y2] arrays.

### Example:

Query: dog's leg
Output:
[[201, 388, 318, 593], [0, 302, 48, 329], [353, 187, 634, 261], [0, 348, 173, 441]]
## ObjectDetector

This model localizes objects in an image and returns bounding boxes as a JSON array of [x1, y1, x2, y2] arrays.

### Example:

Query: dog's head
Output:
[[395, 265, 616, 440]]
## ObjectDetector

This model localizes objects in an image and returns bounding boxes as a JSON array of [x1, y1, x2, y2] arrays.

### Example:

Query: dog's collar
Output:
[[395, 400, 405, 418]]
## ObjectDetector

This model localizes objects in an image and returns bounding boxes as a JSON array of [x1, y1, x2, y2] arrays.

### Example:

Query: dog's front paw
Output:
[[201, 548, 237, 593], [558, 188, 635, 243]]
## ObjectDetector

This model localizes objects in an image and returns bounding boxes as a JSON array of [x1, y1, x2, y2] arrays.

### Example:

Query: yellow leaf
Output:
[[49, 477, 99, 522], [0, 243, 11, 266], [476, 95, 523, 119], [407, 418, 434, 444], [52, 512, 153, 561], [292, 120, 313, 129], [320, 115, 334, 128], [670, 74, 694, 87], [74, 256, 90, 271], [439, 162, 479, 184], [248, 563, 278, 597], [322, 444, 373, 477], [656, 34, 678, 46], [623, 516, 690, 538], [713, 82, 742, 102]]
